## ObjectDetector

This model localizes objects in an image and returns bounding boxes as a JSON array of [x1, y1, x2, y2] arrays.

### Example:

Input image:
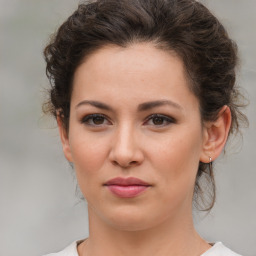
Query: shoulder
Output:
[[43, 241, 79, 256], [201, 242, 242, 256]]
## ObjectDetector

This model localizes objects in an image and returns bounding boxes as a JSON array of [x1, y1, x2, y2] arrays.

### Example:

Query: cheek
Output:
[[150, 128, 203, 194], [69, 130, 109, 184]]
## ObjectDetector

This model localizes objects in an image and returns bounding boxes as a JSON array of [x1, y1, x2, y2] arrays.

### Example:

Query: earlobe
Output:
[[57, 114, 73, 163], [200, 106, 232, 163]]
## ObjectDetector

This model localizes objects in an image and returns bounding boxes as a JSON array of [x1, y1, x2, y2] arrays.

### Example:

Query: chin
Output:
[[108, 217, 155, 232], [98, 205, 169, 232]]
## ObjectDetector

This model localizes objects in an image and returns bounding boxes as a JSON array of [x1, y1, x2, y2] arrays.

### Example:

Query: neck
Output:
[[78, 206, 210, 256]]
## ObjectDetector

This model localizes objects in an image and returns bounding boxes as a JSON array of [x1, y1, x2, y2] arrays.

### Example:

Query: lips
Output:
[[104, 177, 151, 198]]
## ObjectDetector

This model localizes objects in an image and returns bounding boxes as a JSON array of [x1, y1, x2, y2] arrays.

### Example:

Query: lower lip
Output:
[[106, 185, 149, 198]]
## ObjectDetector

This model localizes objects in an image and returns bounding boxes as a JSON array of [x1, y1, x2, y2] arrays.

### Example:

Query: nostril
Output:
[[111, 160, 138, 168], [129, 161, 138, 166], [112, 161, 119, 166]]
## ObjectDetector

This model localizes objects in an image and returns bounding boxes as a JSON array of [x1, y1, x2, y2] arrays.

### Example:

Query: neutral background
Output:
[[0, 0, 255, 255]]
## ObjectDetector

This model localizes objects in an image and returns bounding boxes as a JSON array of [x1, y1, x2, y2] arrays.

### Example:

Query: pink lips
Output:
[[104, 177, 151, 198]]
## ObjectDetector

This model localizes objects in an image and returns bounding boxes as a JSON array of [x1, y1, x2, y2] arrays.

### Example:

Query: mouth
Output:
[[104, 177, 151, 198]]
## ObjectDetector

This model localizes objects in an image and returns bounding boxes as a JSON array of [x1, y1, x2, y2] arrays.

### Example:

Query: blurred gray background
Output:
[[0, 0, 255, 255]]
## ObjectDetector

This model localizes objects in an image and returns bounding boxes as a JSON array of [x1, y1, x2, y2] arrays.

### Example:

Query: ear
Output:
[[57, 114, 73, 163], [200, 106, 232, 163]]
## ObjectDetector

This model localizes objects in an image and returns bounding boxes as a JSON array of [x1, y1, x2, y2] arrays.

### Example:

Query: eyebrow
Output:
[[76, 99, 183, 112], [138, 100, 183, 111], [76, 100, 113, 111]]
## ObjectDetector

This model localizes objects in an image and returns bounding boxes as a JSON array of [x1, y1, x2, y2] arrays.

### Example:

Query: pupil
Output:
[[93, 116, 104, 124], [153, 116, 164, 125]]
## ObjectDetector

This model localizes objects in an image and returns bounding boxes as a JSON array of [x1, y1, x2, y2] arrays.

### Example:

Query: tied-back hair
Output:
[[43, 0, 248, 211]]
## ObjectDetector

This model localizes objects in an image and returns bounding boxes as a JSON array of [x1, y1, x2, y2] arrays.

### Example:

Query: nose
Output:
[[109, 125, 144, 168]]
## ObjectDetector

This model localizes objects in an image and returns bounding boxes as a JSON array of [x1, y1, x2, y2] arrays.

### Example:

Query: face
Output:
[[59, 43, 209, 231]]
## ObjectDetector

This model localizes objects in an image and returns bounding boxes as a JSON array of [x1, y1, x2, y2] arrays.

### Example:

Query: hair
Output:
[[43, 0, 248, 211]]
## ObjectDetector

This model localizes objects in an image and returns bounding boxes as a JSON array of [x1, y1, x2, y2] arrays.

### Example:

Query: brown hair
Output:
[[43, 0, 247, 210]]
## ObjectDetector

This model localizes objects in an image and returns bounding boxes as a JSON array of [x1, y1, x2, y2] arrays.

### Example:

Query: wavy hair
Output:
[[43, 0, 248, 210]]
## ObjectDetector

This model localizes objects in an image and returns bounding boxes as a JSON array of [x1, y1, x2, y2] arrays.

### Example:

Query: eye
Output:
[[81, 114, 111, 126], [144, 114, 176, 127]]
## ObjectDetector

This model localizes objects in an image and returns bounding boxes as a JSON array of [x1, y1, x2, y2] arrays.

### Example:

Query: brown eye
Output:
[[92, 116, 105, 125], [81, 114, 111, 126], [144, 114, 176, 127], [152, 116, 164, 125]]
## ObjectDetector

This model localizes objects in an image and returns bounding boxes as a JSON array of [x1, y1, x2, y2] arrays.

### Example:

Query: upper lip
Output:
[[104, 177, 151, 186]]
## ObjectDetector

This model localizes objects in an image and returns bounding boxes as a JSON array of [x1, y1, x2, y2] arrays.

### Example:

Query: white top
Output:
[[44, 240, 242, 256]]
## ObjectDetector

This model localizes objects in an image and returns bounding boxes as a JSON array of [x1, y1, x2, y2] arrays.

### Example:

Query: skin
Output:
[[58, 43, 231, 256]]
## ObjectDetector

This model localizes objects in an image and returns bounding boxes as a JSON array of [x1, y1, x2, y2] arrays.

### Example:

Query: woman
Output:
[[43, 0, 247, 255]]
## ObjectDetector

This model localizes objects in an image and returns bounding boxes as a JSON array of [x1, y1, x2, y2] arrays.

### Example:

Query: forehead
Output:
[[72, 43, 199, 110]]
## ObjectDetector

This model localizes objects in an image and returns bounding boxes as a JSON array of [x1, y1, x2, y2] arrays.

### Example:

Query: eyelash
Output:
[[81, 114, 111, 126], [144, 114, 176, 127], [80, 113, 176, 127]]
